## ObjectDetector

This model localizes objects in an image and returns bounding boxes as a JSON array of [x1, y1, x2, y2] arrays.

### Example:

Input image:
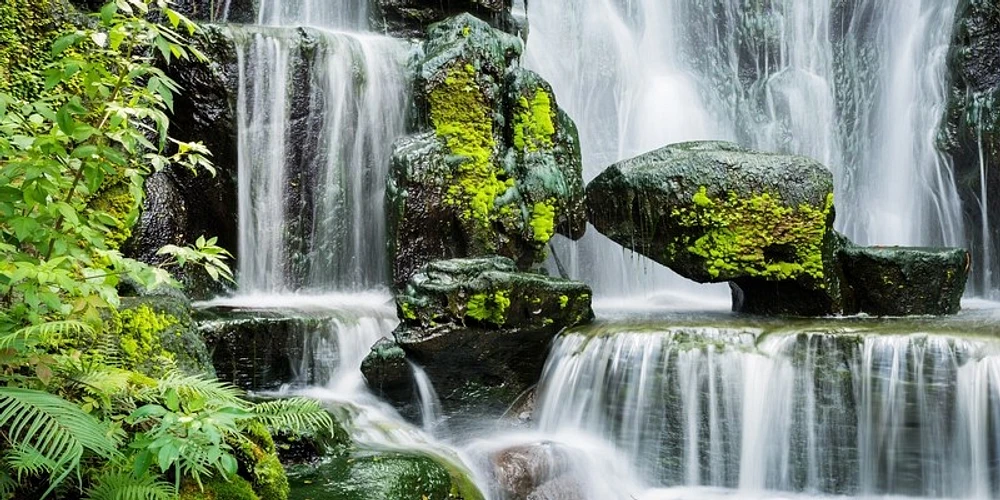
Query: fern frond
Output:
[[0, 464, 18, 497], [251, 398, 333, 434], [85, 472, 174, 500], [71, 366, 134, 398], [144, 372, 245, 408], [0, 321, 95, 350], [5, 443, 55, 481], [0, 387, 121, 495]]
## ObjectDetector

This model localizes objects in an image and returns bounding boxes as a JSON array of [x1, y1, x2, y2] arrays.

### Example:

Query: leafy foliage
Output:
[[0, 1, 336, 498]]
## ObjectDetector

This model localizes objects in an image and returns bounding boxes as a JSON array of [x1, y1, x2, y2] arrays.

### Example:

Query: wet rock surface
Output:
[[386, 257, 593, 414], [839, 245, 969, 316]]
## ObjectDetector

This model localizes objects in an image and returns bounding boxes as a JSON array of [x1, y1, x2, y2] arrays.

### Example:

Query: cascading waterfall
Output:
[[535, 327, 1000, 497], [524, 0, 969, 297], [231, 7, 409, 294]]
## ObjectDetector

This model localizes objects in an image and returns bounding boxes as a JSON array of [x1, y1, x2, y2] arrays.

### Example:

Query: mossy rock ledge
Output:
[[363, 257, 593, 415], [388, 14, 586, 290], [586, 140, 970, 316]]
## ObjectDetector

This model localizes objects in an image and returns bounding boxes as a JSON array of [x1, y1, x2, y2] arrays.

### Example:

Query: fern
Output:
[[251, 398, 334, 434], [5, 444, 56, 480], [0, 387, 120, 496], [142, 372, 245, 408], [85, 472, 174, 500], [0, 321, 95, 351]]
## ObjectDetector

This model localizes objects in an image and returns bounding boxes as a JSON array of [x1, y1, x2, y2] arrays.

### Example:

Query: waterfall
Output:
[[525, 0, 968, 297], [535, 328, 1000, 497], [231, 11, 410, 294]]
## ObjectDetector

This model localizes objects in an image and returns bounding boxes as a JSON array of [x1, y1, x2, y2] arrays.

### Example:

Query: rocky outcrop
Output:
[[196, 308, 334, 391], [373, 0, 519, 38], [839, 246, 969, 316], [943, 1, 1000, 294], [366, 257, 592, 415], [388, 14, 586, 289], [126, 25, 239, 299], [587, 141, 843, 315]]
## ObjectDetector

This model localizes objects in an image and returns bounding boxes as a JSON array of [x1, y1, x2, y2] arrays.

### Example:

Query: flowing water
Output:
[[523, 0, 970, 298], [231, 9, 410, 294], [215, 1, 1000, 498]]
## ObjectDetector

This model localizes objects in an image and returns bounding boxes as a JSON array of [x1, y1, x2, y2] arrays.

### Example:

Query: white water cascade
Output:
[[524, 0, 967, 297], [534, 326, 1000, 498], [231, 2, 410, 294]]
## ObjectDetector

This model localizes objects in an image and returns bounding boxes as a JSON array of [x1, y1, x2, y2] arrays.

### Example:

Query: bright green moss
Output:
[[118, 304, 177, 373], [0, 1, 60, 100], [559, 295, 569, 309], [430, 63, 514, 250], [466, 291, 510, 325], [88, 183, 140, 250], [233, 422, 290, 500], [671, 187, 833, 281], [181, 476, 260, 500], [513, 90, 556, 152], [529, 200, 556, 243], [399, 301, 417, 320]]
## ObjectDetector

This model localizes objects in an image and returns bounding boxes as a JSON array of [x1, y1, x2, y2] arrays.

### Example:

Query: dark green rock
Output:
[[360, 338, 415, 407], [392, 257, 593, 414], [587, 141, 843, 316], [196, 308, 333, 391], [287, 451, 484, 500], [839, 246, 969, 316], [389, 15, 586, 289]]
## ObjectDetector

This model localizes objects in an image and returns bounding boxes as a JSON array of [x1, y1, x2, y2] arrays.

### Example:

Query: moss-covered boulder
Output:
[[381, 257, 592, 415], [587, 141, 842, 315], [106, 294, 214, 377], [388, 14, 586, 289], [287, 451, 484, 500], [839, 246, 969, 316]]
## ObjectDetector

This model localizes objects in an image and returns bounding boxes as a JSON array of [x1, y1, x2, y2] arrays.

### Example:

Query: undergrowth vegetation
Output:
[[0, 1, 333, 498]]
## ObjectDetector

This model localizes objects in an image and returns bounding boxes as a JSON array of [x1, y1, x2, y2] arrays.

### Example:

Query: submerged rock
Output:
[[839, 246, 969, 316], [384, 257, 592, 414], [388, 14, 586, 289], [288, 451, 484, 500], [587, 141, 843, 315], [491, 442, 573, 500]]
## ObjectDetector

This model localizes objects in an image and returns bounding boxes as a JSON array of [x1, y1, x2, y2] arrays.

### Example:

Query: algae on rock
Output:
[[388, 14, 586, 289]]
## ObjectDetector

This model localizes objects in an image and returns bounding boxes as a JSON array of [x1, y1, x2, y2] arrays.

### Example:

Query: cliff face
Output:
[[944, 0, 1000, 293]]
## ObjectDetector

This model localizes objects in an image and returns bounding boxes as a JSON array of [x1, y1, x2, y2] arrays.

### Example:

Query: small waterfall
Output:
[[256, 0, 369, 29], [525, 0, 968, 296], [535, 328, 1000, 497], [411, 363, 445, 435], [231, 17, 409, 295]]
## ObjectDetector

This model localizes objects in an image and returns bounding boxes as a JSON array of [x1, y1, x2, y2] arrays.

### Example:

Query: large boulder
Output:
[[367, 257, 593, 415], [587, 141, 843, 315], [839, 246, 969, 316], [388, 14, 586, 289]]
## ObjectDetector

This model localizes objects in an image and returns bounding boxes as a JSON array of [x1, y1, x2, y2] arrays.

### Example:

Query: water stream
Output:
[[524, 0, 968, 297], [215, 0, 1000, 498]]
